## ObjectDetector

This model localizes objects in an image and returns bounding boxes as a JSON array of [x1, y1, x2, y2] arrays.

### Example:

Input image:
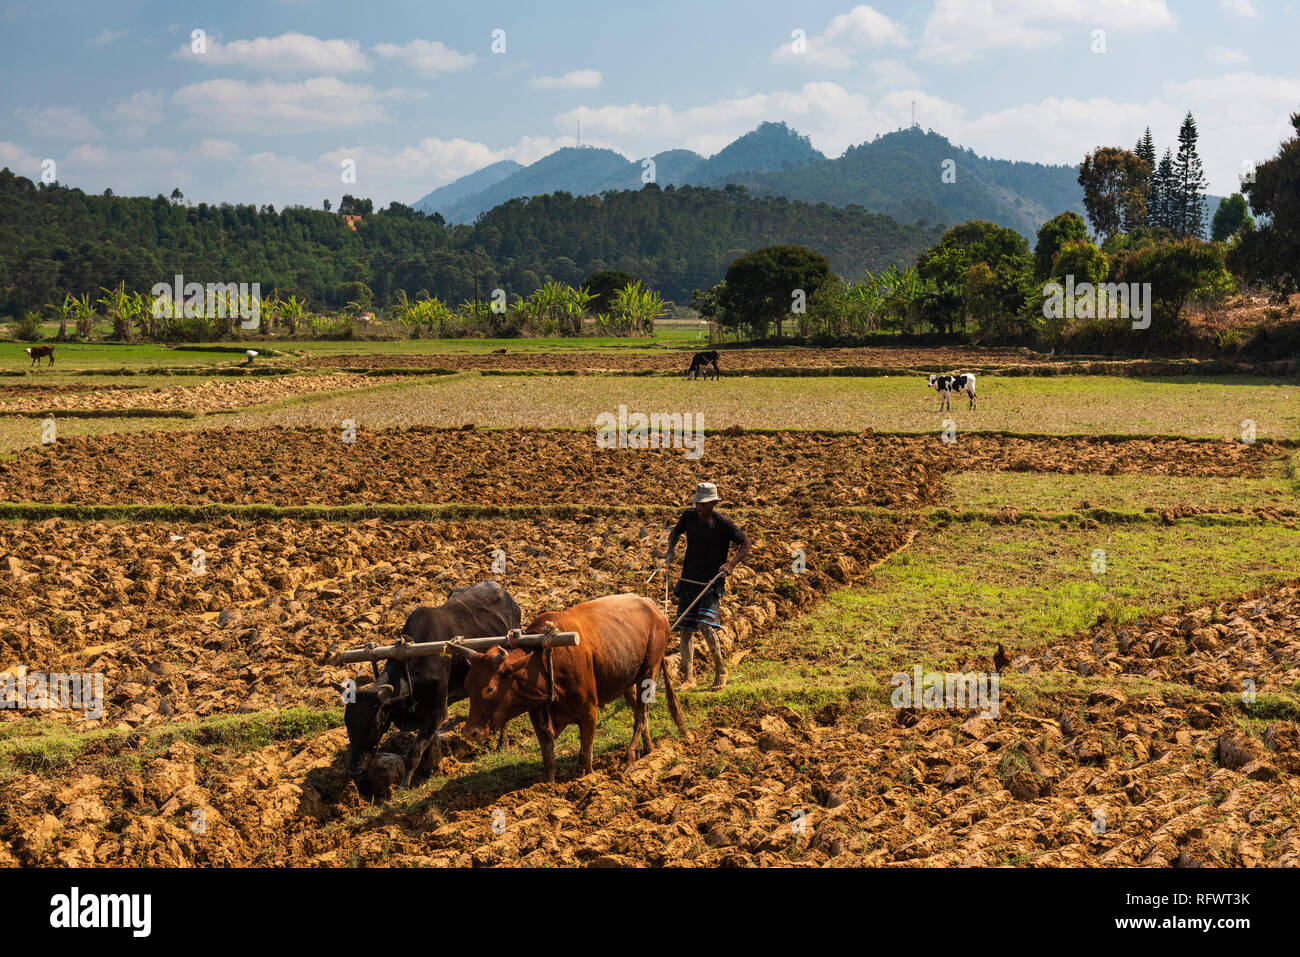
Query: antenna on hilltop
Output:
[[912, 100, 916, 128]]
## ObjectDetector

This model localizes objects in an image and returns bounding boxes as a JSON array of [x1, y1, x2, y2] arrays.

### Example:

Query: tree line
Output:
[[0, 169, 940, 329], [694, 108, 1299, 351]]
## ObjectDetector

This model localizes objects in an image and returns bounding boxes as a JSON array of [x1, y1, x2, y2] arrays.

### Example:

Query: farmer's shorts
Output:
[[673, 579, 725, 632]]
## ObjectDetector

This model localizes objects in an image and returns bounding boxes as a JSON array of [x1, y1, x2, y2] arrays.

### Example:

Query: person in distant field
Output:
[[665, 482, 750, 691]]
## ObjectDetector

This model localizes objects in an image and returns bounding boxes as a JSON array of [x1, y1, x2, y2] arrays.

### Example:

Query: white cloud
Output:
[[1161, 72, 1300, 190], [178, 31, 370, 73], [869, 59, 920, 88], [1208, 46, 1249, 65], [318, 134, 571, 201], [15, 105, 101, 140], [556, 82, 963, 160], [951, 73, 1300, 193], [373, 39, 476, 77], [1219, 0, 1260, 17], [90, 28, 126, 47], [0, 130, 576, 210], [172, 77, 409, 132], [0, 141, 43, 178], [919, 0, 1176, 62], [773, 5, 908, 67], [109, 90, 165, 137], [531, 69, 603, 89]]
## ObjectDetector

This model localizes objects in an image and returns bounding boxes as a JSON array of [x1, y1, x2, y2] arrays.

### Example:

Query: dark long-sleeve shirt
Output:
[[668, 509, 747, 583]]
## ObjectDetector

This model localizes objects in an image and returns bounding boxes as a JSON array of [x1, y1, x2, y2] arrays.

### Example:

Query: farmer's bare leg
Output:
[[677, 631, 697, 692], [702, 626, 728, 691]]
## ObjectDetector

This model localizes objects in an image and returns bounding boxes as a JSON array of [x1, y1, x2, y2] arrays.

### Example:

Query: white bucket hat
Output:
[[692, 482, 720, 504]]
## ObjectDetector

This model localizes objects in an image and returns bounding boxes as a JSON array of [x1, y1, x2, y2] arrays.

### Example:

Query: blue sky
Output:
[[2, 0, 1297, 208]]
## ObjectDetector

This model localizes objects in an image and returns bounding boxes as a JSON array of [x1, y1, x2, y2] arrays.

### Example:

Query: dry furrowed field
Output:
[[1, 353, 1298, 869], [0, 426, 1279, 508]]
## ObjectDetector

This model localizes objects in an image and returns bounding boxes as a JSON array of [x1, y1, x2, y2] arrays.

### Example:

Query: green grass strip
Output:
[[0, 500, 1294, 528], [0, 706, 340, 774]]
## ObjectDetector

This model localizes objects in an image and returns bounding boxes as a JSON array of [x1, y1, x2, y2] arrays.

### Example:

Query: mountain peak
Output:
[[686, 122, 826, 183]]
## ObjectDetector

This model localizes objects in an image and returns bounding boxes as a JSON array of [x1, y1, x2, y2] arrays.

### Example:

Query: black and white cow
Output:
[[927, 373, 977, 411]]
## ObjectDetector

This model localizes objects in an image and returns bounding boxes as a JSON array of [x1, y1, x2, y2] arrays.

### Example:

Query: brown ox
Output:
[[25, 345, 54, 368], [463, 593, 685, 781]]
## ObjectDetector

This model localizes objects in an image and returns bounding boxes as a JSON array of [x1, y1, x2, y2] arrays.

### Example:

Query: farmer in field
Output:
[[666, 482, 750, 691]]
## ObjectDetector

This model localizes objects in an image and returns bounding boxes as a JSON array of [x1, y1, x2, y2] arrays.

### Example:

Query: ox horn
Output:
[[374, 683, 395, 703]]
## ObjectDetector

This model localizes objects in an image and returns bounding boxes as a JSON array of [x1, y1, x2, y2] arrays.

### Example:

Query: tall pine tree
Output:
[[1151, 149, 1176, 230], [1173, 111, 1209, 238], [1135, 127, 1157, 227]]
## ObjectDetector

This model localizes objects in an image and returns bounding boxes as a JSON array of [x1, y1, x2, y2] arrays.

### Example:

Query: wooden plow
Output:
[[339, 627, 580, 666]]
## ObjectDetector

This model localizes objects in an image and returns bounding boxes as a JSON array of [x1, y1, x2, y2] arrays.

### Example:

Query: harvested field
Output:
[[0, 383, 150, 398], [0, 427, 1278, 508], [0, 373, 395, 416], [213, 373, 1300, 440], [298, 347, 1297, 378], [300, 346, 1057, 373]]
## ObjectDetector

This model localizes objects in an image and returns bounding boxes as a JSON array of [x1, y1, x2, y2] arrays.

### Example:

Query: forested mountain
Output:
[[0, 168, 942, 316], [419, 123, 1085, 236], [733, 127, 1086, 237], [591, 149, 705, 192], [423, 122, 826, 224], [434, 147, 636, 223], [411, 159, 522, 215], [683, 121, 825, 184]]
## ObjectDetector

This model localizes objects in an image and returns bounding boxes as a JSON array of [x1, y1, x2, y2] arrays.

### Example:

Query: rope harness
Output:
[[502, 625, 559, 736]]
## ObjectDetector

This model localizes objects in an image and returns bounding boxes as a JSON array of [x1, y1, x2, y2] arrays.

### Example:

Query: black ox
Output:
[[687, 350, 720, 380], [342, 580, 521, 788]]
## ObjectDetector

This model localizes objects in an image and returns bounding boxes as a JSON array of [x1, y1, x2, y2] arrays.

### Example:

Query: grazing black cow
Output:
[[342, 580, 520, 789], [687, 350, 720, 381], [927, 372, 977, 411], [25, 345, 54, 368]]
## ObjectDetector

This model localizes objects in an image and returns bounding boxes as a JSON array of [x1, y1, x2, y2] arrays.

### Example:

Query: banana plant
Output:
[[97, 283, 135, 341], [47, 294, 76, 340], [70, 292, 96, 338], [608, 281, 661, 337]]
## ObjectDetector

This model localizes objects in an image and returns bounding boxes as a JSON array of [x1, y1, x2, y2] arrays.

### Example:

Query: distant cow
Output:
[[463, 593, 685, 782], [343, 581, 521, 789], [687, 350, 720, 381], [927, 372, 977, 411], [25, 345, 54, 368]]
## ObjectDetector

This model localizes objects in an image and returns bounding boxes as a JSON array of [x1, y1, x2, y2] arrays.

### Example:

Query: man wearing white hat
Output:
[[665, 482, 750, 691]]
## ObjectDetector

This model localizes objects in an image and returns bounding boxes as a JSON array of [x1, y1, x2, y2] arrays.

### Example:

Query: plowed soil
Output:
[[0, 374, 391, 415], [4, 577, 1297, 867], [0, 427, 1276, 508], [0, 514, 909, 730]]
